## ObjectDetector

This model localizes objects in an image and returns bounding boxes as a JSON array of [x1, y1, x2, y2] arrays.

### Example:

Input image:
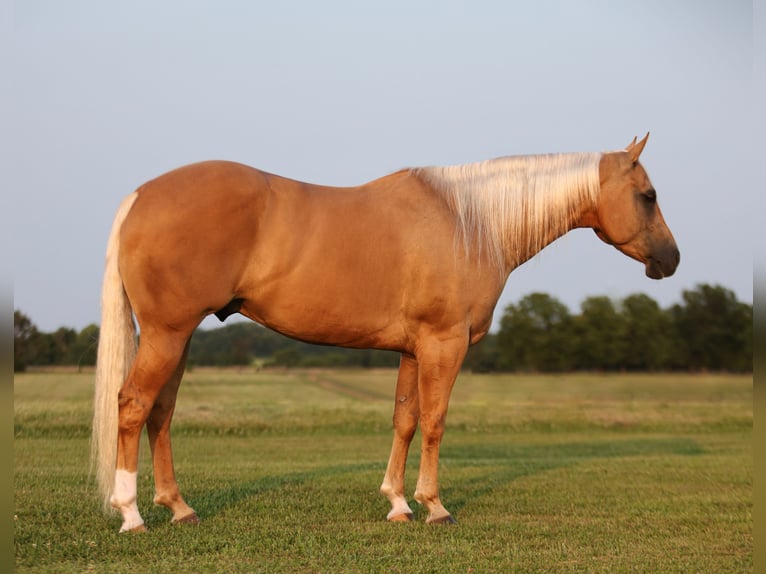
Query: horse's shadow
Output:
[[175, 436, 703, 524]]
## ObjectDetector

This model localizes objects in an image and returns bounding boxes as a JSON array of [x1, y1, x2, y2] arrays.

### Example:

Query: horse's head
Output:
[[586, 134, 680, 279]]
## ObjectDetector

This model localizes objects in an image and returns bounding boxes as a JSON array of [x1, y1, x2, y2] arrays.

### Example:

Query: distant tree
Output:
[[367, 350, 400, 368], [186, 322, 400, 368], [19, 327, 77, 366], [23, 331, 56, 366], [464, 334, 500, 372], [220, 335, 253, 366], [271, 347, 302, 368], [68, 324, 100, 368], [50, 327, 78, 365], [573, 296, 625, 370], [189, 322, 299, 366], [14, 310, 38, 372], [620, 293, 673, 371], [671, 284, 752, 372], [497, 293, 573, 371], [742, 304, 753, 372]]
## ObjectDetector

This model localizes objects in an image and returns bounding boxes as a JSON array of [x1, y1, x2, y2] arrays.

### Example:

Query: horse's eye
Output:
[[643, 189, 657, 204]]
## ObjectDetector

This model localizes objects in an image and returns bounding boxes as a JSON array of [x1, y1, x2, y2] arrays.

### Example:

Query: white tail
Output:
[[91, 192, 139, 512]]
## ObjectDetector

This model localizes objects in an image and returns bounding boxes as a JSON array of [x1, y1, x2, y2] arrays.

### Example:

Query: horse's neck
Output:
[[505, 211, 580, 271], [414, 152, 602, 273]]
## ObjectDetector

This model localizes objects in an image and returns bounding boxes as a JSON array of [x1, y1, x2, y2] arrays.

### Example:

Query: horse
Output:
[[92, 134, 679, 531]]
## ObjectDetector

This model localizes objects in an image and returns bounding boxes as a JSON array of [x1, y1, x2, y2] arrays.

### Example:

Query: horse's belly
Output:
[[239, 292, 407, 351]]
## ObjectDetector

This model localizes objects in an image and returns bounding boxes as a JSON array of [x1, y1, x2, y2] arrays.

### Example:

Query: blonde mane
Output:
[[413, 152, 602, 271]]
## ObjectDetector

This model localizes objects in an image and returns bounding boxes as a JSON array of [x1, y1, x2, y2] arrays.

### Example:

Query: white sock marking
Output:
[[111, 469, 144, 531]]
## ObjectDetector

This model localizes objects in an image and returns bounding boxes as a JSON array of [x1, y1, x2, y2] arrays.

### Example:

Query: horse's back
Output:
[[131, 160, 271, 211]]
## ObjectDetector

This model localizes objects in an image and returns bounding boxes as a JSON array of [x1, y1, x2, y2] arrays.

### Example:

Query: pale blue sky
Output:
[[9, 1, 756, 332]]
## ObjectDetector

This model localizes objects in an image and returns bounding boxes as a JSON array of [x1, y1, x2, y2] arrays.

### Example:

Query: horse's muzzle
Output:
[[645, 245, 680, 279]]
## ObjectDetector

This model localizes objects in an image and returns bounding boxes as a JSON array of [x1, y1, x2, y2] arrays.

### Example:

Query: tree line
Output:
[[466, 283, 751, 373], [14, 283, 752, 373]]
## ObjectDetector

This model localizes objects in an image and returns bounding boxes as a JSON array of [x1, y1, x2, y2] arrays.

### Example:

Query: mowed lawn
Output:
[[15, 369, 752, 573]]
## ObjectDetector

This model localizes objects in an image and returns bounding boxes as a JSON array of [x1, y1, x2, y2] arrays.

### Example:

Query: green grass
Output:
[[15, 369, 752, 573]]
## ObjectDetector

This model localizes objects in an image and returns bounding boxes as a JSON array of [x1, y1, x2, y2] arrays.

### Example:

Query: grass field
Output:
[[15, 369, 752, 573]]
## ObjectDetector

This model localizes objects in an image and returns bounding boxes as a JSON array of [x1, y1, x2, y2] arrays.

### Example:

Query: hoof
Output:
[[121, 523, 147, 533], [387, 512, 414, 523], [172, 512, 200, 525], [427, 514, 457, 525]]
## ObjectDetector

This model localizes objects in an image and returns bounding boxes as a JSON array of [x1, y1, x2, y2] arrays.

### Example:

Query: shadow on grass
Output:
[[167, 461, 385, 527], [441, 437, 703, 514], [184, 436, 703, 523]]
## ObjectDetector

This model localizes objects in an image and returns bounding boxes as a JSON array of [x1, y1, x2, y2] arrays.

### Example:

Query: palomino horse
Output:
[[92, 134, 679, 531]]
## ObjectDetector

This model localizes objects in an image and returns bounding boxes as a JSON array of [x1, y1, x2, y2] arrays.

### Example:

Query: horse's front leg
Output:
[[380, 354, 419, 521], [413, 336, 467, 524]]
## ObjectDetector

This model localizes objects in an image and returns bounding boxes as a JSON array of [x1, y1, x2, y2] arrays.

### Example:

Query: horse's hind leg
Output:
[[146, 339, 198, 524], [380, 354, 419, 521], [111, 329, 191, 532]]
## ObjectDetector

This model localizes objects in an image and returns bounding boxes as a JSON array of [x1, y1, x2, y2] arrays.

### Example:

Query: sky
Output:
[[8, 0, 757, 333]]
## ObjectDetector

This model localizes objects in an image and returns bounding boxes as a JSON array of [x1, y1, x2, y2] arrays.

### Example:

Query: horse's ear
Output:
[[627, 132, 649, 163]]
